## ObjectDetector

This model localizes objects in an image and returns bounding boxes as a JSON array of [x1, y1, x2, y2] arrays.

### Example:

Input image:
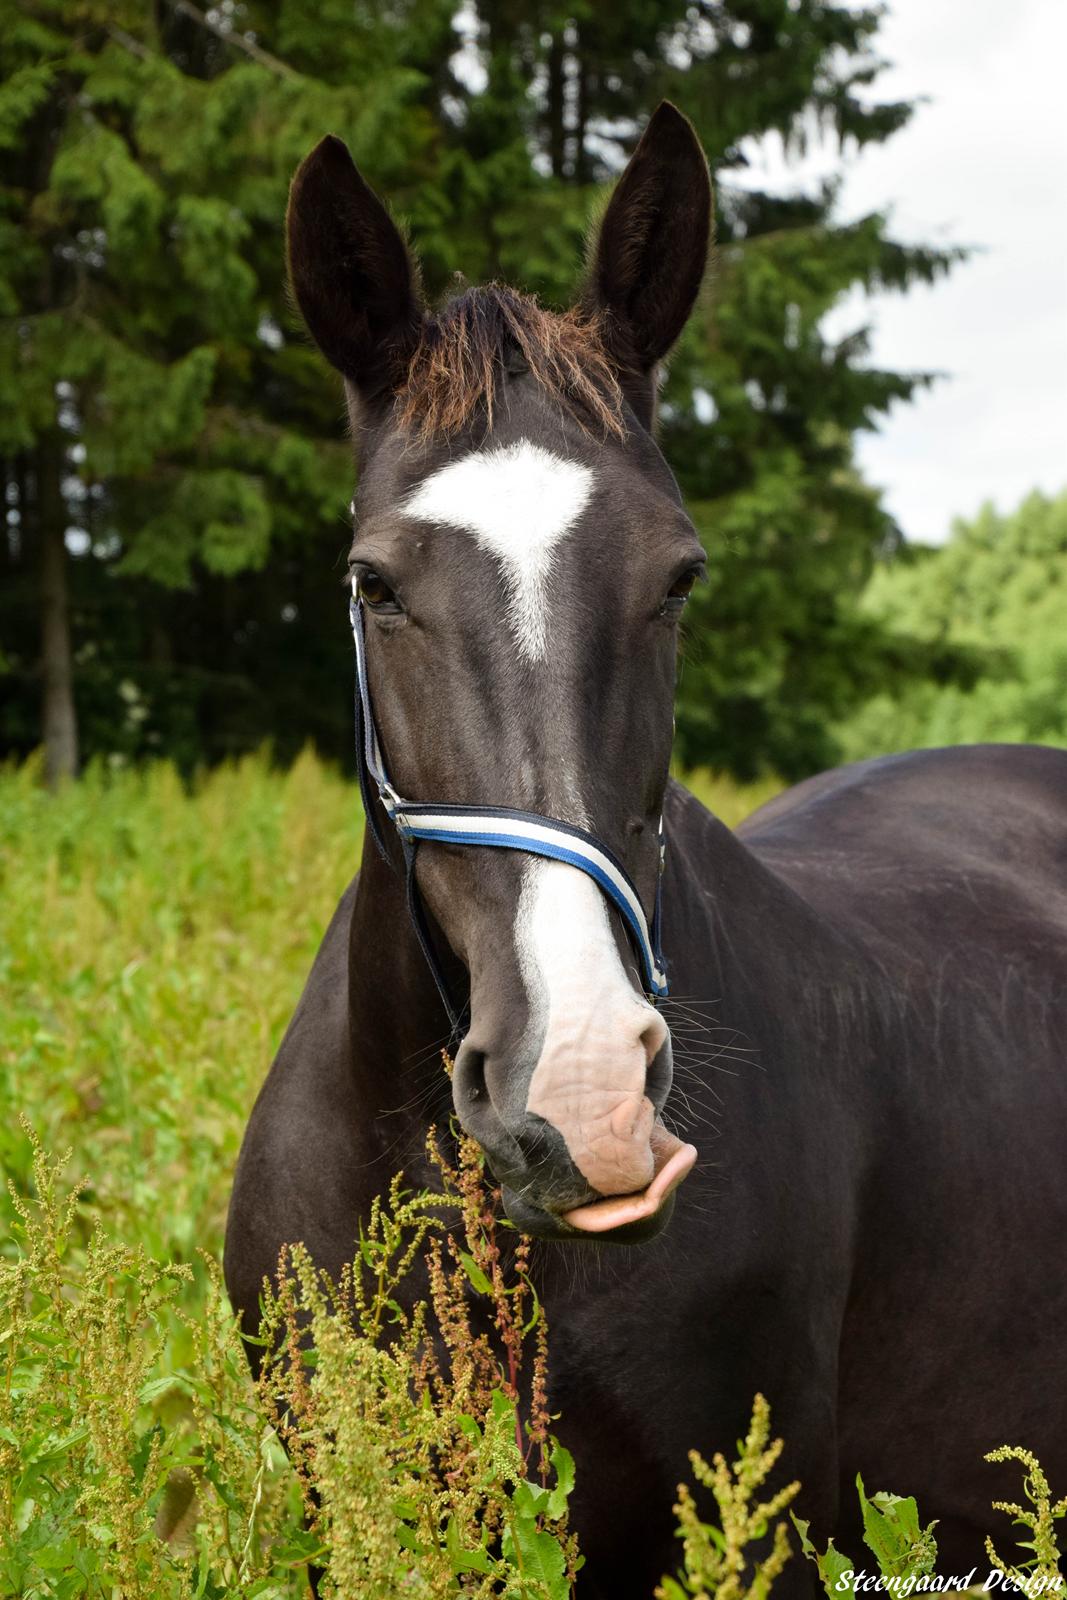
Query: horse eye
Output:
[[661, 565, 703, 614], [358, 570, 398, 611]]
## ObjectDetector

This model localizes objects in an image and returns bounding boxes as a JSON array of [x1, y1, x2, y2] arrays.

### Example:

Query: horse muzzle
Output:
[[452, 1030, 697, 1243]]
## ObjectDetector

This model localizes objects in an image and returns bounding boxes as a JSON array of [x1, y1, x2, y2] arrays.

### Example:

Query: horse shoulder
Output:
[[223, 876, 363, 1348]]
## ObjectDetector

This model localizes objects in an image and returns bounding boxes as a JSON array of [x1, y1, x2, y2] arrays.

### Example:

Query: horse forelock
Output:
[[394, 284, 627, 442]]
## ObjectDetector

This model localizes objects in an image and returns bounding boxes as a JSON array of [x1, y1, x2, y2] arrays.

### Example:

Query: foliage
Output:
[[676, 768, 784, 830], [835, 488, 1067, 762], [2, 0, 964, 780], [1, 1129, 304, 1598], [661, 1404, 1066, 1600], [853, 1482, 938, 1588], [0, 746, 774, 1265], [0, 748, 364, 1592], [795, 1481, 938, 1599], [1, 753, 1064, 1594], [0, 747, 362, 1267], [257, 1130, 578, 1598], [2, 1116, 579, 1596], [657, 1395, 799, 1600], [984, 1447, 1067, 1597], [796, 1465, 1065, 1600], [0, 0, 441, 768], [0, 749, 770, 1594], [5, 1135, 1067, 1600]]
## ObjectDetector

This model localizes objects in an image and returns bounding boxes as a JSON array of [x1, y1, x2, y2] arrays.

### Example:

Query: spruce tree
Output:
[[0, 0, 452, 771], [2, 0, 968, 780], [461, 1, 965, 777]]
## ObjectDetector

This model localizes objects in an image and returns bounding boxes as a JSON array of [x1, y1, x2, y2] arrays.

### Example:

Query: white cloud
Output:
[[732, 0, 1067, 543]]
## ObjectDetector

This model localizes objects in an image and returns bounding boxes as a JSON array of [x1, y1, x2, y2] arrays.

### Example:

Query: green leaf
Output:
[[445, 1513, 493, 1575], [459, 1250, 493, 1295], [547, 1441, 576, 1520], [503, 1513, 570, 1600], [793, 1514, 858, 1598], [857, 1475, 938, 1580], [658, 1579, 689, 1600], [512, 1478, 552, 1517]]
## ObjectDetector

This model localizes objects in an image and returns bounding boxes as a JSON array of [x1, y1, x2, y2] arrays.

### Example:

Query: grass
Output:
[[0, 748, 362, 1279], [681, 769, 783, 831], [0, 749, 780, 1595], [1, 751, 1061, 1596], [0, 748, 776, 1280]]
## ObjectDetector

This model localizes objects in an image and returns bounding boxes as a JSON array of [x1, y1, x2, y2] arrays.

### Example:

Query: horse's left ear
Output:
[[582, 102, 712, 428]]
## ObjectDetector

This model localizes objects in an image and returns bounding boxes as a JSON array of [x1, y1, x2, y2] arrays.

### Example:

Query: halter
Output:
[[349, 586, 669, 1032]]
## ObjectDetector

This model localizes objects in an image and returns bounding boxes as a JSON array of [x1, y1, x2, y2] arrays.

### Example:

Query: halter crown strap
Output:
[[349, 592, 669, 1008]]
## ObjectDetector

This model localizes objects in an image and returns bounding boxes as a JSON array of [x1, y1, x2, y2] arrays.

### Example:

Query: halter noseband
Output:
[[350, 587, 669, 1031]]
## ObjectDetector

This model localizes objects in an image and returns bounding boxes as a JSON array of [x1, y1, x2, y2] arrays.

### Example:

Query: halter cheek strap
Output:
[[350, 590, 669, 1030]]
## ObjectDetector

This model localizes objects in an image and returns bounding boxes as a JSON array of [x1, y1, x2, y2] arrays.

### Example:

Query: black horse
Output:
[[225, 104, 1067, 1597]]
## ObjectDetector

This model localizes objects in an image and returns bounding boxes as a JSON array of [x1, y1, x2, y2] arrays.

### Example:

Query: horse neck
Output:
[[664, 780, 879, 1068]]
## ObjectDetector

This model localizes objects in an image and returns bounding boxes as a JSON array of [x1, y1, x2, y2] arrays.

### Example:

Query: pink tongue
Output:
[[562, 1124, 697, 1234]]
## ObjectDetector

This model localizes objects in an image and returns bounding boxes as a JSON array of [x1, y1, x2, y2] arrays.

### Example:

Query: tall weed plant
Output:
[[2, 753, 1061, 1596]]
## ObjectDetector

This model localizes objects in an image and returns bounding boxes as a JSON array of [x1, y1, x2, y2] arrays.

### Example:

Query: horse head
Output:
[[287, 104, 712, 1241]]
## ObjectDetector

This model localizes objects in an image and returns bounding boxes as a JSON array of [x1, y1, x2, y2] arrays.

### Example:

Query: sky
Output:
[[735, 0, 1067, 545]]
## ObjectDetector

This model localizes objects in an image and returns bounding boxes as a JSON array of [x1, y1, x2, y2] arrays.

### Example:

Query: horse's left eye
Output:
[[661, 565, 703, 614]]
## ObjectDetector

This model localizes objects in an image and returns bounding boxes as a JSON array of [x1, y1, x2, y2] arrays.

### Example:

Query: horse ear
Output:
[[582, 102, 712, 428], [286, 135, 424, 401]]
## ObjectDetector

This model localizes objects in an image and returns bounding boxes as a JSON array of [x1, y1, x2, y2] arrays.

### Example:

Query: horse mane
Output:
[[395, 284, 626, 441]]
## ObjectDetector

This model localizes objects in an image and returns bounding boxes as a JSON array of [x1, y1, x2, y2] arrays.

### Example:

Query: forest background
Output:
[[2, 0, 1064, 787]]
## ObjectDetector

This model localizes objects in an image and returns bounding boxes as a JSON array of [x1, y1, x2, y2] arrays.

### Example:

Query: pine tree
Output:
[[2, 0, 969, 780], [0, 0, 453, 772]]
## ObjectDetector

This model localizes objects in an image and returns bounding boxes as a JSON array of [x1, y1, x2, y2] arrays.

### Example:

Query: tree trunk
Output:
[[573, 34, 590, 185], [38, 441, 78, 785], [547, 31, 566, 179]]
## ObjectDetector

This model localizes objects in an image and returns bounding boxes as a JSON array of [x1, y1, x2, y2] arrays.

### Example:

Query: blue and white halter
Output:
[[350, 586, 669, 1031]]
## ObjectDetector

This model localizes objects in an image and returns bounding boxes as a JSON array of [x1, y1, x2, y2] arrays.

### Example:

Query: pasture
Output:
[[2, 753, 1063, 1596], [0, 752, 779, 1596], [0, 752, 775, 1275]]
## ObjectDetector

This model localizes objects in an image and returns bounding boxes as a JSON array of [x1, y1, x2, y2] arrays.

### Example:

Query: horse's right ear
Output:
[[286, 135, 424, 400]]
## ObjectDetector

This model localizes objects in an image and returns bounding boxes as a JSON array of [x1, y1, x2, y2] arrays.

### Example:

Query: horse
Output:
[[224, 103, 1067, 1597]]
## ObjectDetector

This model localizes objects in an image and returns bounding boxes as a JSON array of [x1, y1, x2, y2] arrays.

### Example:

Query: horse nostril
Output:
[[451, 1043, 535, 1189], [452, 1041, 506, 1152], [643, 1014, 673, 1110], [458, 1046, 487, 1104], [640, 1011, 669, 1069]]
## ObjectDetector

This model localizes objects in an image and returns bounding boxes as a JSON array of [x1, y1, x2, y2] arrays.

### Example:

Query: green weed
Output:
[[1, 752, 1059, 1597], [657, 1395, 799, 1600]]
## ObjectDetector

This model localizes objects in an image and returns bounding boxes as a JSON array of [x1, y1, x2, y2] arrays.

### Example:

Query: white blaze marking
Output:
[[517, 860, 624, 1029], [402, 440, 594, 660], [518, 859, 668, 1194]]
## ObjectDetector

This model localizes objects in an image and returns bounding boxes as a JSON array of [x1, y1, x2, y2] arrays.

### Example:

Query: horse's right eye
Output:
[[358, 570, 399, 612]]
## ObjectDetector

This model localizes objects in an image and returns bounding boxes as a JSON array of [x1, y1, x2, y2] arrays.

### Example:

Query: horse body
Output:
[[224, 103, 1067, 1595], [227, 743, 1067, 1595], [740, 743, 1067, 1578]]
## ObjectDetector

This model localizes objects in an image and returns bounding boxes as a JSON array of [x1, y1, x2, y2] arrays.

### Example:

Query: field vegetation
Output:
[[0, 750, 773, 1283], [2, 754, 1061, 1595], [0, 752, 778, 1595], [836, 490, 1067, 761]]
